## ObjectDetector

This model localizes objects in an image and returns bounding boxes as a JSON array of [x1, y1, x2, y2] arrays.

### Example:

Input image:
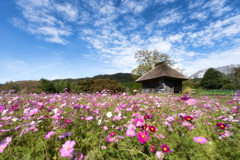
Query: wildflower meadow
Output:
[[0, 90, 240, 160]]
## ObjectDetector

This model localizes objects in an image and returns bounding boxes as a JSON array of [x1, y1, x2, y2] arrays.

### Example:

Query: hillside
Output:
[[189, 64, 240, 79], [51, 73, 136, 83]]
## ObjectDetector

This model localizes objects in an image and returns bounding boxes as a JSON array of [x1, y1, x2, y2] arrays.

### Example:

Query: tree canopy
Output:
[[200, 68, 224, 89], [131, 49, 176, 76]]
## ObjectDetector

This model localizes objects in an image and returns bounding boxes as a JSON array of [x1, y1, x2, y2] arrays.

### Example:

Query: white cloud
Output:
[[188, 0, 205, 9], [11, 0, 73, 44], [147, 36, 172, 53], [203, 0, 232, 17], [120, 0, 149, 14], [183, 46, 240, 76], [186, 14, 240, 47], [190, 12, 208, 20], [158, 10, 182, 26], [54, 3, 78, 21], [168, 33, 185, 43]]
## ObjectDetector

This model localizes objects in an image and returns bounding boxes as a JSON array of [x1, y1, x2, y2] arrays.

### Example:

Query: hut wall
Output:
[[164, 80, 174, 93], [142, 79, 164, 93], [141, 78, 183, 94], [173, 80, 182, 93]]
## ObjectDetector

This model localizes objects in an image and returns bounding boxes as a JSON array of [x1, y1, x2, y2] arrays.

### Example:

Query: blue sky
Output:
[[1, 0, 240, 83]]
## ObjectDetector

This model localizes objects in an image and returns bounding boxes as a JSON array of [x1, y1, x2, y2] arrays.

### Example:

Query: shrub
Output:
[[200, 68, 224, 89]]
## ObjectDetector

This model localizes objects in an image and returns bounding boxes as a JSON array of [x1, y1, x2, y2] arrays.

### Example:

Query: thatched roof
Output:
[[136, 61, 189, 82]]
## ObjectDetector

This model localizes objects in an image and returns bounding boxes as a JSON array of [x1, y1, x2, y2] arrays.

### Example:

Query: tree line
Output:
[[0, 73, 141, 94]]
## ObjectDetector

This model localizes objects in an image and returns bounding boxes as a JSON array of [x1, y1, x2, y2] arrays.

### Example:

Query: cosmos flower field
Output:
[[0, 90, 240, 160]]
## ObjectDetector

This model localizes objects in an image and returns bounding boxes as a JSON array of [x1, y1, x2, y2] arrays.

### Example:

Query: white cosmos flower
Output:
[[53, 108, 58, 114], [98, 119, 102, 125], [12, 118, 18, 122], [106, 112, 112, 118], [118, 113, 122, 117], [30, 121, 35, 125]]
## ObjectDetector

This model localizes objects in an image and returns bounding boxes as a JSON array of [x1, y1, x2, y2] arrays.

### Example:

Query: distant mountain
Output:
[[52, 73, 136, 83], [189, 64, 240, 79], [0, 84, 4, 87]]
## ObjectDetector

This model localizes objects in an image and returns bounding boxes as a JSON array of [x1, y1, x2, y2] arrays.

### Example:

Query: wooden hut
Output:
[[136, 61, 189, 94]]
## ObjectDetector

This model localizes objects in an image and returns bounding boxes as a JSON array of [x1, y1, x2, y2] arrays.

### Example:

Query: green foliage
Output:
[[40, 78, 56, 93], [228, 67, 240, 89], [200, 68, 224, 89], [0, 80, 41, 93], [77, 79, 94, 92], [93, 73, 136, 83], [121, 82, 142, 94], [131, 49, 176, 76], [192, 89, 237, 95], [183, 79, 202, 90], [90, 79, 122, 93]]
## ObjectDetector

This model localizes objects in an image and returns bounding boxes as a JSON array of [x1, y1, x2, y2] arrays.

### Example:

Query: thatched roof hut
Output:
[[136, 61, 188, 93]]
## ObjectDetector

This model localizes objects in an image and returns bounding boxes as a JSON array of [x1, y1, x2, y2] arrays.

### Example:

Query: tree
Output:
[[90, 79, 122, 93], [229, 67, 240, 89], [40, 78, 56, 93], [131, 49, 176, 76], [200, 68, 224, 89]]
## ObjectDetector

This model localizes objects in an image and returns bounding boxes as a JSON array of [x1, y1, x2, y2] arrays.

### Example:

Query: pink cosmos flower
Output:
[[74, 152, 87, 160], [134, 118, 144, 127], [0, 143, 7, 153], [60, 140, 75, 157], [126, 129, 135, 137], [186, 99, 197, 105], [0, 136, 12, 145], [25, 109, 38, 116], [156, 151, 164, 159], [107, 137, 118, 143], [224, 130, 231, 137], [128, 124, 136, 130], [49, 99, 56, 103], [86, 116, 93, 121], [166, 116, 175, 122], [59, 132, 73, 140], [103, 126, 108, 131], [45, 131, 55, 139], [182, 122, 192, 127], [137, 131, 149, 144], [193, 137, 208, 144]]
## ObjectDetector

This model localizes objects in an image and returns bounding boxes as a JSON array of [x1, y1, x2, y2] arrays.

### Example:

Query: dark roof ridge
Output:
[[136, 61, 189, 82]]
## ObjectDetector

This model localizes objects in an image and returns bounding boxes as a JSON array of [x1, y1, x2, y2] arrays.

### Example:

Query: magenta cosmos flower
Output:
[[60, 140, 75, 157], [149, 126, 156, 133], [109, 132, 116, 137], [137, 131, 149, 144], [160, 144, 171, 154], [217, 123, 226, 130], [65, 119, 72, 124], [193, 137, 208, 144], [126, 129, 135, 137], [184, 116, 193, 121], [134, 118, 144, 127]]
